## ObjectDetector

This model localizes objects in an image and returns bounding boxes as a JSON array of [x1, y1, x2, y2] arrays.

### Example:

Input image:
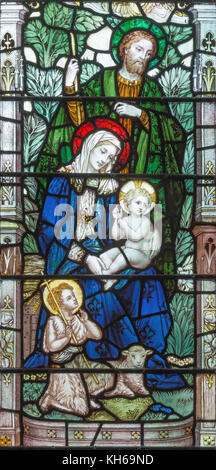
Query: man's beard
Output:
[[125, 53, 148, 76]]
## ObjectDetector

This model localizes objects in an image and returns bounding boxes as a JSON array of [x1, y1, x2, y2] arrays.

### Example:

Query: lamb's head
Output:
[[121, 345, 153, 369]]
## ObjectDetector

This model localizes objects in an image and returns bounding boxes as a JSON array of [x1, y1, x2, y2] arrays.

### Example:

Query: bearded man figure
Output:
[[37, 20, 186, 297], [65, 29, 158, 146]]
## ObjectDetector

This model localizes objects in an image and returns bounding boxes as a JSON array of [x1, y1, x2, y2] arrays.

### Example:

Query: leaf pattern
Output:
[[24, 114, 47, 168], [24, 20, 70, 68], [26, 65, 63, 122], [178, 254, 194, 274], [166, 293, 194, 356], [44, 2, 74, 30], [80, 62, 102, 84], [26, 65, 63, 97], [170, 102, 194, 132], [106, 16, 123, 28], [75, 10, 104, 32], [23, 383, 46, 402], [159, 45, 181, 69], [76, 34, 87, 55], [182, 135, 194, 192], [180, 196, 194, 228], [23, 234, 39, 254], [24, 197, 39, 233], [175, 230, 194, 265], [159, 67, 191, 97], [177, 254, 194, 292], [24, 177, 38, 200], [163, 25, 193, 44]]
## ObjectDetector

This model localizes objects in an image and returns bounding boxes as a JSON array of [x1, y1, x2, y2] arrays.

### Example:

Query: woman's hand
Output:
[[65, 58, 79, 87], [112, 205, 123, 220], [114, 102, 142, 118]]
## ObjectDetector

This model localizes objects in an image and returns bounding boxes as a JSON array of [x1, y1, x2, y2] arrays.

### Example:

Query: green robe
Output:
[[36, 68, 186, 297]]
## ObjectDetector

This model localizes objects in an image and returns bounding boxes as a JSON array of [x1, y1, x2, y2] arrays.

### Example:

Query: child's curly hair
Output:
[[47, 282, 75, 313], [124, 188, 152, 211]]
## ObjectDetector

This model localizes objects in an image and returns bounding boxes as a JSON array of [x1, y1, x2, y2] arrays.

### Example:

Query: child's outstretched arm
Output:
[[111, 206, 126, 240]]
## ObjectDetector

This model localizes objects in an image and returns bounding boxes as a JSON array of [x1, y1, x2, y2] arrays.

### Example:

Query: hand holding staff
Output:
[[69, 32, 82, 125], [70, 33, 79, 93]]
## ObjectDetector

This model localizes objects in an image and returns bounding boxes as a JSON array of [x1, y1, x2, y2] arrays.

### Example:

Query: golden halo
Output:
[[119, 180, 156, 203], [43, 279, 83, 316]]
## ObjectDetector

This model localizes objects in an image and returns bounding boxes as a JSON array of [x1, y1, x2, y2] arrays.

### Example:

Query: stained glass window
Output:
[[0, 0, 216, 461]]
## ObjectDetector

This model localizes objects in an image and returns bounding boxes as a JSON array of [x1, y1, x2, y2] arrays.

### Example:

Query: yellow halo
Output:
[[42, 279, 83, 316], [119, 180, 156, 203]]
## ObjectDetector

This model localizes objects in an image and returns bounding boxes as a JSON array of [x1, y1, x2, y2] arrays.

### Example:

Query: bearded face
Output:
[[124, 38, 154, 76]]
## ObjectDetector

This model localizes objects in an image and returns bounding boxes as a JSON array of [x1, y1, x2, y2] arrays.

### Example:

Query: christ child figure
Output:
[[87, 181, 161, 290]]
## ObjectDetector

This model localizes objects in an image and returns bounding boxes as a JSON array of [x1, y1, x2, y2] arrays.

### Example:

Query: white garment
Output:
[[41, 315, 90, 415]]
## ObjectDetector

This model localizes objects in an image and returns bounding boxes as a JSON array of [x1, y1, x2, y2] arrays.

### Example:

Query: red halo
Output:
[[72, 118, 130, 171]]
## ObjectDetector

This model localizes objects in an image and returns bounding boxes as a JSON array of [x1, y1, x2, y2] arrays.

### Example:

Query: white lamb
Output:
[[104, 345, 153, 398]]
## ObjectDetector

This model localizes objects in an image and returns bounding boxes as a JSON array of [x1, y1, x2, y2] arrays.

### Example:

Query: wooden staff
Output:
[[70, 32, 82, 126], [41, 278, 99, 384]]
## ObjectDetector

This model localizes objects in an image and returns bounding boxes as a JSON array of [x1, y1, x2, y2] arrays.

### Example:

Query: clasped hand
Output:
[[112, 206, 123, 219], [65, 316, 80, 340]]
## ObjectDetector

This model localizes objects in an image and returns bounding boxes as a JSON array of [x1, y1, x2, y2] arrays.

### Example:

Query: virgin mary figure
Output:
[[25, 118, 185, 391]]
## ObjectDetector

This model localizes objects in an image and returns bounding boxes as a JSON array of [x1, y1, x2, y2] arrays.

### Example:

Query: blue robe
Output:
[[25, 176, 185, 390]]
